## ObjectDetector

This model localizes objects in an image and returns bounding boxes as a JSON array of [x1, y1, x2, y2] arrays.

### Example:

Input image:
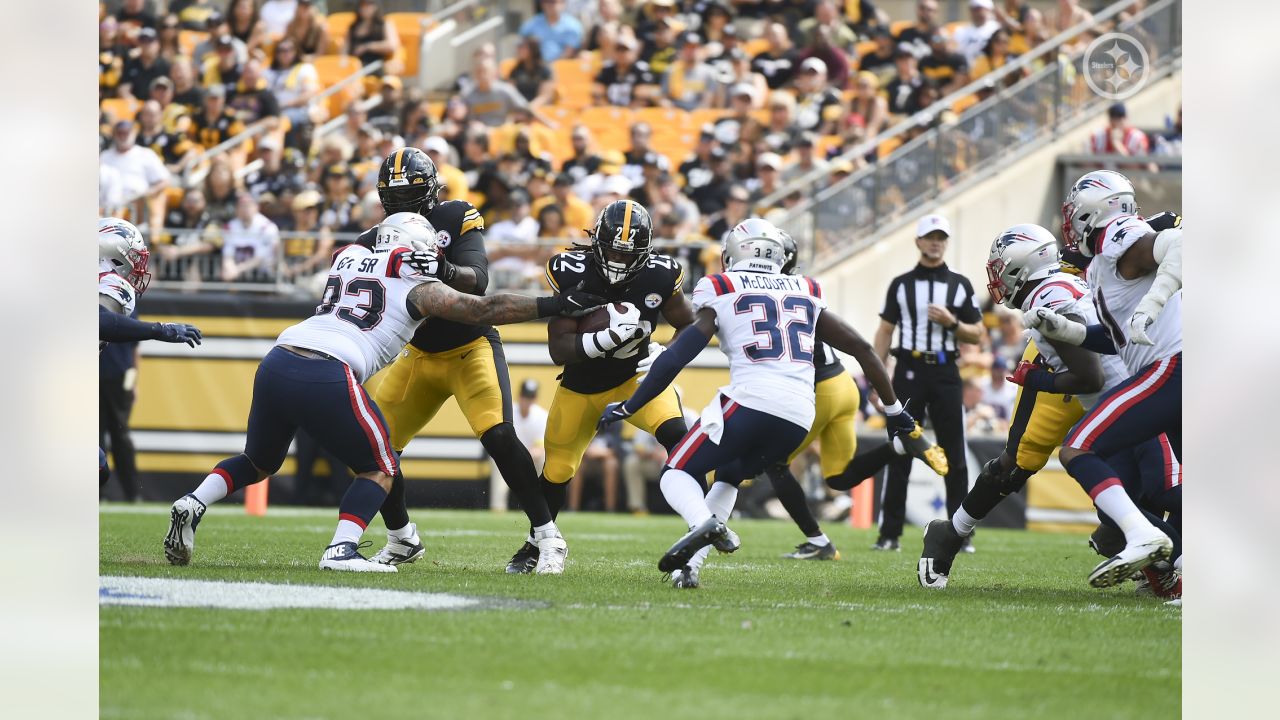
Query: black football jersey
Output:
[[356, 199, 489, 353], [546, 250, 684, 394], [814, 341, 846, 383]]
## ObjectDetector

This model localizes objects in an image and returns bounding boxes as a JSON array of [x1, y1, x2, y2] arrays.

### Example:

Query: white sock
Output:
[[532, 521, 560, 540], [191, 473, 230, 506], [952, 507, 980, 537], [330, 519, 365, 547], [1093, 485, 1156, 541], [688, 545, 711, 572], [388, 523, 416, 540], [661, 469, 712, 527], [705, 481, 738, 522], [807, 533, 830, 547], [1174, 554, 1183, 572]]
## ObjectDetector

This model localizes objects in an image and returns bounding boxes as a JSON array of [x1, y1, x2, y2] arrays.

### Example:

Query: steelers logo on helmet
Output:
[[588, 199, 653, 284], [377, 147, 443, 216]]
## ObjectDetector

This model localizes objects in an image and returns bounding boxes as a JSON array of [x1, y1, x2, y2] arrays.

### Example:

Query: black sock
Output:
[[481, 423, 553, 527], [827, 443, 897, 491], [379, 468, 410, 532], [765, 465, 822, 538], [541, 476, 567, 520]]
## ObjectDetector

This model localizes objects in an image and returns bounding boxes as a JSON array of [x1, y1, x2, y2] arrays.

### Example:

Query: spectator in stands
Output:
[[665, 32, 719, 110], [100, 16, 125, 98], [720, 51, 768, 110], [245, 135, 305, 202], [397, 94, 438, 143], [202, 34, 245, 88], [699, 1, 734, 48], [1051, 0, 1093, 41], [792, 58, 844, 134], [319, 163, 360, 232], [535, 203, 573, 241], [463, 58, 532, 127], [258, 0, 299, 38], [203, 156, 240, 225], [285, 0, 331, 59], [895, 0, 942, 55], [706, 24, 744, 82], [652, 171, 701, 239], [345, 0, 401, 76], [267, 38, 320, 147], [748, 152, 785, 209], [228, 57, 281, 129], [534, 173, 594, 233], [752, 22, 798, 91], [1155, 105, 1182, 156], [175, 0, 220, 30], [799, 1, 857, 53], [513, 379, 548, 473], [100, 120, 171, 236], [278, 189, 335, 279], [521, 0, 584, 61], [190, 85, 246, 156], [885, 45, 925, 116], [595, 34, 660, 107], [970, 27, 1017, 81], [783, 132, 829, 183], [488, 190, 543, 279], [169, 58, 205, 113], [119, 28, 170, 101], [954, 0, 1002, 64], [761, 91, 798, 154], [195, 14, 248, 66], [351, 126, 384, 191], [555, 125, 598, 187], [848, 71, 889, 139], [509, 37, 556, 107], [228, 0, 267, 57], [799, 25, 851, 91], [117, 0, 158, 38], [920, 32, 969, 94], [981, 356, 1017, 421], [222, 192, 281, 281], [963, 378, 1004, 436], [136, 99, 195, 174], [156, 188, 220, 280], [460, 130, 495, 190], [422, 135, 470, 203], [157, 13, 183, 63], [857, 25, 897, 82], [704, 182, 749, 241], [367, 76, 406, 134], [643, 17, 680, 78], [1086, 102, 1149, 158], [678, 130, 719, 194], [621, 122, 667, 186], [584, 0, 624, 52], [636, 0, 677, 48]]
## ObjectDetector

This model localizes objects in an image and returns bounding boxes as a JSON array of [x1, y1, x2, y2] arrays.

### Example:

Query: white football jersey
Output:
[[99, 261, 140, 352], [1020, 272, 1128, 410], [1085, 214, 1182, 374], [275, 244, 437, 382], [691, 270, 827, 430]]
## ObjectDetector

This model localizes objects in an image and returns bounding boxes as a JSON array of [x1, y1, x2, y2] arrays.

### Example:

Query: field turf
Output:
[[100, 505, 1180, 719]]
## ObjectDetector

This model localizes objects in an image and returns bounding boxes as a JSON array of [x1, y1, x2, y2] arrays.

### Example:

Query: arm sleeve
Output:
[[99, 305, 161, 343], [1081, 324, 1118, 355], [879, 279, 901, 323], [624, 325, 711, 413], [449, 228, 490, 294]]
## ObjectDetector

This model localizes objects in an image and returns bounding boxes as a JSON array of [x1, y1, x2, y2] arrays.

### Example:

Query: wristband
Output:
[[882, 400, 904, 415], [440, 260, 458, 283], [581, 330, 612, 359], [535, 296, 557, 318]]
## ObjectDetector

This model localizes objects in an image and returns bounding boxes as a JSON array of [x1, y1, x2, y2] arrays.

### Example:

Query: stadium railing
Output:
[[765, 0, 1182, 269], [418, 0, 512, 91]]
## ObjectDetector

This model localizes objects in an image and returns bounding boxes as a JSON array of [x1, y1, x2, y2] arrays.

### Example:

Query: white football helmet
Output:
[[1061, 170, 1138, 257], [98, 217, 151, 293], [376, 212, 437, 252], [723, 218, 787, 272], [986, 224, 1060, 308]]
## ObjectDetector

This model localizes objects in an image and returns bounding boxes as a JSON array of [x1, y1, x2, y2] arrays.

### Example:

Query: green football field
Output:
[[100, 505, 1180, 719]]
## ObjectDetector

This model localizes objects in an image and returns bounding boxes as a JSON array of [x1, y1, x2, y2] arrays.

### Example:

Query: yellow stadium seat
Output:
[[651, 133, 696, 167], [687, 107, 729, 130], [742, 38, 770, 57], [100, 98, 139, 123], [951, 93, 979, 115], [579, 106, 632, 148], [890, 20, 915, 37], [855, 40, 878, 59], [817, 134, 843, 157], [633, 107, 690, 136], [179, 30, 207, 59], [499, 58, 518, 79], [386, 12, 431, 76], [326, 12, 356, 49], [877, 136, 903, 159], [551, 57, 595, 109], [312, 54, 363, 87]]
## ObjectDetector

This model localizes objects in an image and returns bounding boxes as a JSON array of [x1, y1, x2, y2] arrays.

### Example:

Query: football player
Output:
[[599, 219, 923, 587], [1025, 169, 1183, 588], [163, 213, 603, 572], [353, 148, 569, 574], [503, 199, 694, 573], [98, 217, 202, 484], [919, 223, 1180, 598]]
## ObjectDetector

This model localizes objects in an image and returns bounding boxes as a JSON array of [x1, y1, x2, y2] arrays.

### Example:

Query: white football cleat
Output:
[[1088, 531, 1172, 588], [319, 541, 397, 573], [371, 523, 426, 566], [164, 494, 207, 566], [533, 531, 568, 575]]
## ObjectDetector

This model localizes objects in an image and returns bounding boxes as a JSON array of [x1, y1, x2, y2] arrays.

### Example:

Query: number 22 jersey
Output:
[[692, 271, 827, 430], [275, 244, 438, 383]]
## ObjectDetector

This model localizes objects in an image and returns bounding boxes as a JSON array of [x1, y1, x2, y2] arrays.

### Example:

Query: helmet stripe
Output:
[[392, 147, 406, 176], [620, 200, 633, 244]]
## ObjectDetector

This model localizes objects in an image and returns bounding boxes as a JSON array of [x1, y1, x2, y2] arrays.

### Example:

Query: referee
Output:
[[872, 214, 983, 550]]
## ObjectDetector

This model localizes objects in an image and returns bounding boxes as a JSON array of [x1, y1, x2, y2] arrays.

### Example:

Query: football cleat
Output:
[[659, 516, 731, 573], [895, 425, 949, 476], [871, 536, 900, 551], [918, 519, 964, 588], [319, 541, 397, 573], [370, 523, 426, 566], [782, 541, 841, 560], [1136, 561, 1182, 600], [670, 565, 700, 589], [505, 540, 539, 574], [1088, 531, 1172, 588], [1089, 523, 1126, 558], [534, 532, 568, 575], [163, 494, 207, 566], [959, 535, 976, 554]]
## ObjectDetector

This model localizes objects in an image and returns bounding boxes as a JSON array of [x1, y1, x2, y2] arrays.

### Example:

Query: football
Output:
[[577, 303, 627, 333]]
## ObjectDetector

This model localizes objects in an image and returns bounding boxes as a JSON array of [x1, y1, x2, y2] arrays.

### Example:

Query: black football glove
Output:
[[537, 281, 608, 318], [154, 322, 202, 347], [598, 401, 634, 431], [884, 404, 917, 441], [403, 246, 457, 282]]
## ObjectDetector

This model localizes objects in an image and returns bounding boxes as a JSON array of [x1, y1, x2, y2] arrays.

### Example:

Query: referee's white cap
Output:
[[915, 213, 952, 238]]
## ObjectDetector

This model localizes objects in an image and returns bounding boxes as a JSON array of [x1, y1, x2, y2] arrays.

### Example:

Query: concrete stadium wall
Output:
[[813, 71, 1182, 327]]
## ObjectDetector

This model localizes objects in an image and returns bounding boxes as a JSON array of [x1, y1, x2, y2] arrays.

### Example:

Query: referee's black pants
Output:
[[879, 358, 968, 540], [99, 376, 139, 501]]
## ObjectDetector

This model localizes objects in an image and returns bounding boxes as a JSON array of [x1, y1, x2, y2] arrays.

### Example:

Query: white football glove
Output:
[[606, 302, 642, 334], [1127, 311, 1155, 346], [1024, 307, 1087, 345], [635, 342, 665, 378]]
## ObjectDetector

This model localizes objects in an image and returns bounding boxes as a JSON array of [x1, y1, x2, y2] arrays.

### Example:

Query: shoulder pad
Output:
[[1027, 276, 1086, 312], [355, 225, 378, 248], [1097, 215, 1153, 260], [433, 200, 485, 237]]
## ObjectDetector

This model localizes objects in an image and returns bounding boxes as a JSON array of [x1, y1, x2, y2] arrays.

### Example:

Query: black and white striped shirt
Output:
[[880, 263, 981, 355]]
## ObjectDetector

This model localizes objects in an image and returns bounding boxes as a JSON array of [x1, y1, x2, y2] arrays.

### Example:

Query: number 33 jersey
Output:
[[545, 250, 685, 394], [276, 244, 438, 383], [693, 271, 827, 430]]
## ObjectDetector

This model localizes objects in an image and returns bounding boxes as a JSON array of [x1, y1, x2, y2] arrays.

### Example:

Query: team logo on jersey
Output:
[[644, 292, 662, 309], [436, 230, 452, 247]]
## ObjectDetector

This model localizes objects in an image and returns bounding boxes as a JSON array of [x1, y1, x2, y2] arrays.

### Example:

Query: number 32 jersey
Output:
[[692, 271, 827, 430], [275, 244, 438, 383], [546, 250, 684, 394]]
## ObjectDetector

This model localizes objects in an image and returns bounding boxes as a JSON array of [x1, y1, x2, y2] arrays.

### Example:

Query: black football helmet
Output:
[[587, 199, 653, 284], [780, 231, 798, 275], [377, 147, 443, 216]]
